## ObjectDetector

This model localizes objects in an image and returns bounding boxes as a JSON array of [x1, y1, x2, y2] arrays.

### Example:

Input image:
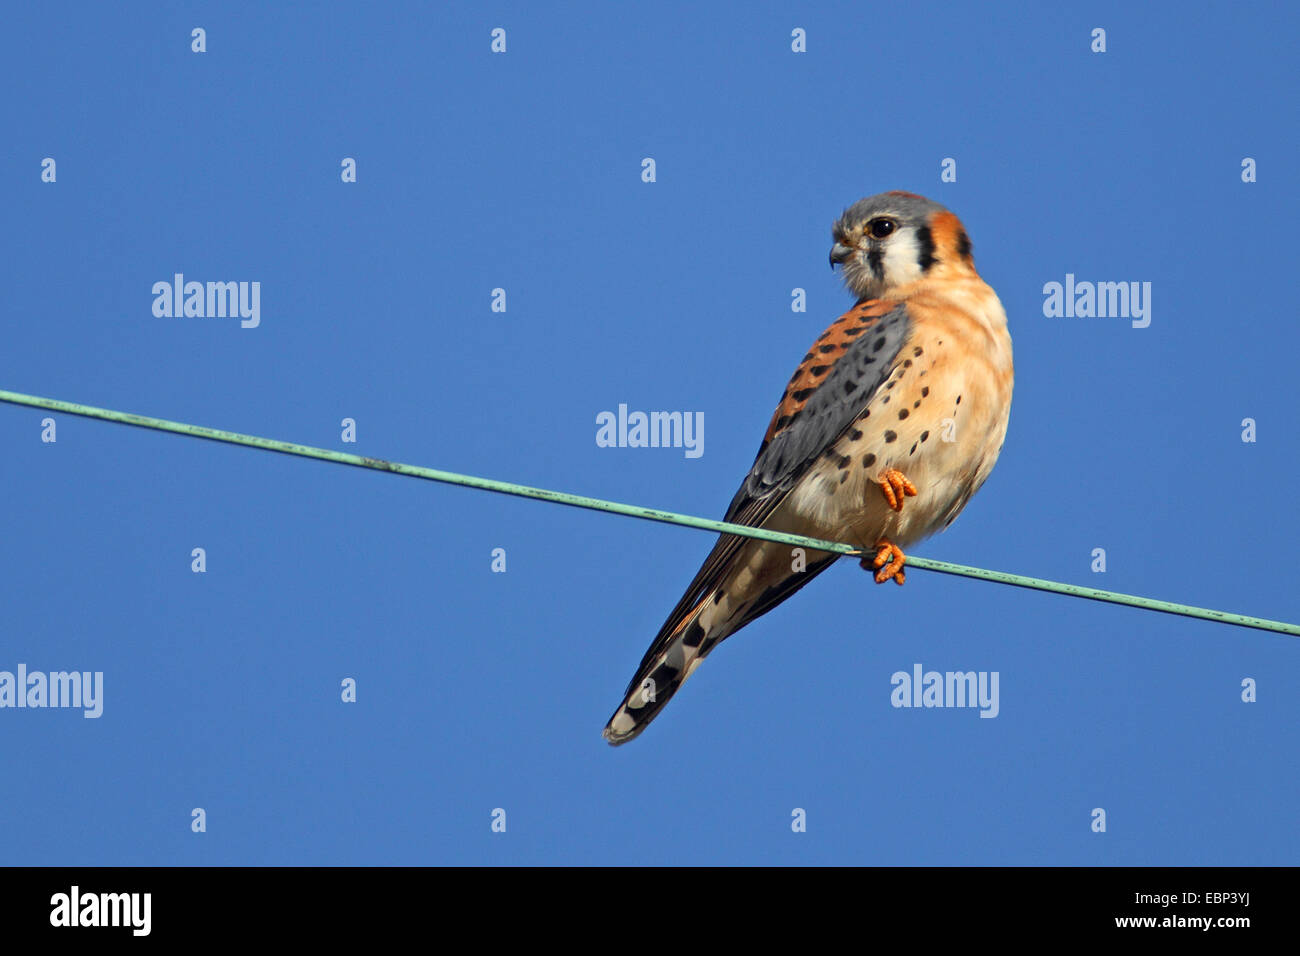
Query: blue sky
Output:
[[1, 1, 1296, 865]]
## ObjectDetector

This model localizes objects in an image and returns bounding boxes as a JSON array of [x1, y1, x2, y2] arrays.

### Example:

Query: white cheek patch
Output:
[[838, 223, 930, 299], [883, 230, 925, 288]]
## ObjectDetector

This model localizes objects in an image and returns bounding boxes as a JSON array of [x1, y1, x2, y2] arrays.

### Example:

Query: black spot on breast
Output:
[[886, 381, 896, 390], [884, 430, 897, 443], [909, 442, 918, 455], [898, 409, 909, 420], [844, 326, 868, 337], [913, 346, 924, 357], [916, 225, 937, 271], [850, 428, 863, 440], [819, 344, 837, 354], [904, 359, 912, 368], [862, 453, 876, 468], [921, 431, 930, 442], [921, 386, 929, 397], [881, 395, 890, 404], [913, 400, 921, 409], [956, 395, 962, 405], [837, 455, 851, 469], [839, 471, 849, 484]]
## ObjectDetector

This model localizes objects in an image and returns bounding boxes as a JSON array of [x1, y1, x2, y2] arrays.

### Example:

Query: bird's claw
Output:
[[878, 468, 917, 512], [860, 541, 906, 585]]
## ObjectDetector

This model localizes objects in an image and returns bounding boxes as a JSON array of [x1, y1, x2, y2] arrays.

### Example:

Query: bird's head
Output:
[[829, 191, 976, 300]]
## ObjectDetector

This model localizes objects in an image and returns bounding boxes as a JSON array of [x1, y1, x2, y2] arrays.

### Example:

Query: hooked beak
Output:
[[829, 242, 853, 269]]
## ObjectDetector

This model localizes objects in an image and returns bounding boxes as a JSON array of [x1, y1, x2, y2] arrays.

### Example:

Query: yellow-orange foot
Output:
[[877, 468, 917, 512], [860, 541, 906, 585]]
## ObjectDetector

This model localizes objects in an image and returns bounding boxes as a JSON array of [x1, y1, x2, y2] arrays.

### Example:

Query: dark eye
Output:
[[868, 218, 897, 239]]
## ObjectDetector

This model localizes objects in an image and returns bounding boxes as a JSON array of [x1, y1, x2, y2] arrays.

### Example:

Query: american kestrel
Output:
[[603, 191, 1014, 745]]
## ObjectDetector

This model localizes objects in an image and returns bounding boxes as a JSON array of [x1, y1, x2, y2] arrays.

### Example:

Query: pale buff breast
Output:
[[782, 277, 1013, 551]]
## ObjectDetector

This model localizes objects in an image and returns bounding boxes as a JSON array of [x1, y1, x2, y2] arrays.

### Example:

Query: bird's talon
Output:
[[878, 468, 918, 512], [862, 541, 906, 585]]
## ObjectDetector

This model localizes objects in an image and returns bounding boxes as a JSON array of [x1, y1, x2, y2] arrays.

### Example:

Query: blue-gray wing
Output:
[[725, 300, 912, 520]]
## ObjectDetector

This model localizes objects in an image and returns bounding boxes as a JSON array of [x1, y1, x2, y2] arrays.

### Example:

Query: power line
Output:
[[2, 387, 1296, 637]]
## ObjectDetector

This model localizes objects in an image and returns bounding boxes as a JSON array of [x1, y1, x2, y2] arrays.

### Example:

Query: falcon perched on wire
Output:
[[603, 191, 1014, 745]]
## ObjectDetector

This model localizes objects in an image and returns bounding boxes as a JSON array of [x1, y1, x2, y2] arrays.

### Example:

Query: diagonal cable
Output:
[[2, 388, 1296, 637]]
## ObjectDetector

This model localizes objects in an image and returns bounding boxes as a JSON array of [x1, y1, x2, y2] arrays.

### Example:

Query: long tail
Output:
[[603, 539, 838, 745], [602, 596, 715, 745]]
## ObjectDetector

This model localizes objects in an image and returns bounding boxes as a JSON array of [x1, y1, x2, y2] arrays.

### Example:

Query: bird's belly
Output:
[[781, 374, 1009, 550], [773, 284, 1012, 554]]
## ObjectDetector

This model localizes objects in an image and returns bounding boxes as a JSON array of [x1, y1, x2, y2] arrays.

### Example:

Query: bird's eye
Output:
[[868, 218, 897, 239]]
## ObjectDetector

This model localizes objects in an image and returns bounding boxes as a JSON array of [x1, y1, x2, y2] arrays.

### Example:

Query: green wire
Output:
[[2, 388, 1296, 638]]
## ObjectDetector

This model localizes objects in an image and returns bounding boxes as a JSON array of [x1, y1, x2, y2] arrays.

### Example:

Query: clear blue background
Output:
[[2, 1, 1295, 865]]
